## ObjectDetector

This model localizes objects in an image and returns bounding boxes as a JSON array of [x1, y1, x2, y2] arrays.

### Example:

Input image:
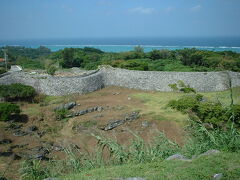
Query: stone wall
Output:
[[0, 67, 239, 95], [0, 71, 104, 96], [101, 68, 236, 92]]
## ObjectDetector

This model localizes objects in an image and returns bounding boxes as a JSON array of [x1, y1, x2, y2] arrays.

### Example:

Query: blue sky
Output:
[[0, 0, 240, 39]]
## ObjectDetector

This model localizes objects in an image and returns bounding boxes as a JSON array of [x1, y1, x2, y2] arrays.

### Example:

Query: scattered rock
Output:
[[166, 154, 191, 161], [26, 125, 38, 132], [127, 97, 131, 100], [116, 178, 146, 180], [142, 121, 149, 128], [52, 145, 64, 151], [21, 146, 49, 160], [13, 130, 28, 137], [5, 123, 22, 131], [125, 112, 139, 121], [103, 112, 139, 131], [74, 106, 104, 117], [97, 106, 103, 112], [0, 139, 12, 145], [0, 151, 13, 157], [199, 149, 220, 157], [113, 92, 120, 95], [104, 119, 125, 131], [213, 173, 223, 180], [55, 102, 76, 111]]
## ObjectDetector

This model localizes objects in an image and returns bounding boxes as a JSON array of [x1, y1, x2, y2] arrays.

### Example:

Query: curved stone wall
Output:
[[101, 68, 234, 92], [0, 67, 239, 95], [0, 71, 104, 96]]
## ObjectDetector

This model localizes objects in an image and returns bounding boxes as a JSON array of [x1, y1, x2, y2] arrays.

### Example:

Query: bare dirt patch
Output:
[[0, 86, 186, 180]]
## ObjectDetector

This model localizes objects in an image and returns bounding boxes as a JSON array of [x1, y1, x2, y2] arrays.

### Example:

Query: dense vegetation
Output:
[[1, 46, 240, 72], [0, 102, 20, 121], [0, 83, 36, 101]]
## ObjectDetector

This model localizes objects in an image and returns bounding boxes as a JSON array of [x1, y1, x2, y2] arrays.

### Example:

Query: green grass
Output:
[[202, 87, 240, 106], [63, 152, 240, 180], [130, 92, 189, 123], [130, 87, 240, 123]]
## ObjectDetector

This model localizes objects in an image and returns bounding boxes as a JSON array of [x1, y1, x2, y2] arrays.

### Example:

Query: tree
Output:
[[134, 46, 144, 53]]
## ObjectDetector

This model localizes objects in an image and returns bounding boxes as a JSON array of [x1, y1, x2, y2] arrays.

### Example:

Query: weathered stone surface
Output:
[[104, 120, 125, 131], [213, 173, 223, 180], [74, 106, 104, 117], [0, 68, 239, 96], [5, 123, 22, 131], [13, 130, 28, 137], [198, 149, 220, 157], [20, 146, 49, 160], [103, 112, 139, 131], [0, 139, 12, 145], [166, 154, 191, 161], [55, 102, 76, 111], [26, 125, 38, 132]]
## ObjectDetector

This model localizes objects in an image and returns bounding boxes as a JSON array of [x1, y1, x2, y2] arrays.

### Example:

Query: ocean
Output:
[[1, 37, 240, 53]]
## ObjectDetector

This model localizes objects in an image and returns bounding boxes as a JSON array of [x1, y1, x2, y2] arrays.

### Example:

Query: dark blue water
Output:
[[1, 37, 240, 52]]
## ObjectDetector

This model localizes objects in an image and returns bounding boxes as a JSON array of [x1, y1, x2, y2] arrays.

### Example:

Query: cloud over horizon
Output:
[[128, 6, 155, 14], [190, 5, 202, 12]]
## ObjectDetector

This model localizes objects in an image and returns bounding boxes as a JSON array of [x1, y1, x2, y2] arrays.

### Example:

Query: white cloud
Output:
[[129, 6, 155, 14], [190, 5, 202, 12], [165, 6, 175, 13]]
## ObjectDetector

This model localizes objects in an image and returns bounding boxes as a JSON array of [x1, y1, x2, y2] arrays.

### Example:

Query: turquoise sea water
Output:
[[36, 45, 240, 53], [1, 37, 240, 52]]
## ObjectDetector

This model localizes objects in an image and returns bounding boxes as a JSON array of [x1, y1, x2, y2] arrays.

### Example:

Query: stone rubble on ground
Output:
[[213, 173, 223, 180], [55, 101, 77, 111], [166, 154, 191, 161], [103, 112, 139, 131], [166, 149, 221, 162]]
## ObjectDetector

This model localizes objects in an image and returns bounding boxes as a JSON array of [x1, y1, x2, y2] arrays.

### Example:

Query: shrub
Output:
[[168, 93, 240, 127], [168, 81, 196, 93], [0, 84, 36, 101], [177, 80, 196, 93], [55, 109, 70, 120], [0, 67, 6, 74], [168, 95, 199, 113], [195, 102, 228, 126], [0, 102, 20, 121], [20, 160, 50, 180], [46, 65, 57, 75], [168, 83, 178, 91]]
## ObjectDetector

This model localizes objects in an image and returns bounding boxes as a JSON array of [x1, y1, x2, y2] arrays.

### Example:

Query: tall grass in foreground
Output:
[[19, 123, 240, 180]]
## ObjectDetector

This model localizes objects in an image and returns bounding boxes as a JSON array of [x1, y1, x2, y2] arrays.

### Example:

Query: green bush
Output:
[[0, 67, 6, 74], [0, 102, 20, 121], [47, 65, 57, 75], [0, 83, 36, 101], [168, 95, 199, 113], [20, 160, 50, 180], [55, 109, 70, 120], [168, 93, 240, 127]]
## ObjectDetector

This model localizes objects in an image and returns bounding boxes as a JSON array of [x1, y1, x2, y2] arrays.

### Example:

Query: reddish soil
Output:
[[0, 86, 185, 180]]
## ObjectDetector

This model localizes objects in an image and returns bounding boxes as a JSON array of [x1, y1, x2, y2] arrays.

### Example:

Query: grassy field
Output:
[[130, 87, 240, 123], [63, 152, 240, 180]]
